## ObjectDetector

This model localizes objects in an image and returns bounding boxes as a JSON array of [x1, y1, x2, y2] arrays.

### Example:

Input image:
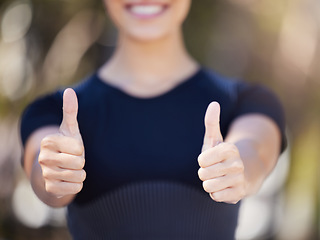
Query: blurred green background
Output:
[[0, 0, 319, 239]]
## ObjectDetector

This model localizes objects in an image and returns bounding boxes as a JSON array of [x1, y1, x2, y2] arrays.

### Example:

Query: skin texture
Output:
[[104, 0, 191, 42], [198, 102, 281, 204], [25, 89, 86, 207], [23, 0, 282, 207], [99, 0, 198, 98]]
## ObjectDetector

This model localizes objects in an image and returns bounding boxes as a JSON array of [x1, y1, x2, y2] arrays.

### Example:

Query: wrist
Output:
[[30, 159, 75, 208]]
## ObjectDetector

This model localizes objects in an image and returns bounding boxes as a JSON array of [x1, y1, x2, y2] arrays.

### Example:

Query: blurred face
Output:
[[104, 0, 191, 42]]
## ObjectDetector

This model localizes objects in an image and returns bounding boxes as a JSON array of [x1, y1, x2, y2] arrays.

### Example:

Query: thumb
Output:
[[202, 102, 223, 152], [60, 88, 80, 138]]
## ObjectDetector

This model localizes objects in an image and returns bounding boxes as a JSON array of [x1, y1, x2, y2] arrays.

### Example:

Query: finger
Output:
[[41, 134, 84, 156], [198, 142, 238, 168], [42, 166, 86, 183], [210, 187, 244, 204], [202, 102, 223, 152], [60, 88, 80, 138], [198, 157, 244, 181], [45, 180, 83, 196], [39, 151, 85, 170], [202, 175, 238, 194], [57, 153, 85, 170], [198, 163, 226, 181]]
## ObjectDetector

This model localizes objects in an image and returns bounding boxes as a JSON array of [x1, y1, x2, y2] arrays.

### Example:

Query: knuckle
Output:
[[197, 154, 204, 167], [42, 167, 51, 179], [74, 140, 84, 155], [232, 160, 244, 173], [60, 169, 69, 181], [228, 144, 239, 155], [38, 152, 46, 164], [73, 183, 83, 193], [81, 170, 86, 182], [72, 156, 85, 170], [45, 181, 57, 194], [38, 151, 53, 165], [202, 181, 211, 193], [198, 168, 205, 180], [210, 192, 222, 202], [41, 136, 56, 149], [209, 193, 216, 201], [238, 162, 245, 172], [39, 151, 59, 167], [73, 170, 86, 182], [79, 157, 85, 169], [198, 150, 214, 167]]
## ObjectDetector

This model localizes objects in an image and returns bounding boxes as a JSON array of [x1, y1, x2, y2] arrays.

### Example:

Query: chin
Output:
[[125, 28, 171, 42], [107, 1, 186, 43]]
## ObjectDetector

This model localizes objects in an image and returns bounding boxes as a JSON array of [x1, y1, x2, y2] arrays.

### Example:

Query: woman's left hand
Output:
[[197, 102, 246, 204]]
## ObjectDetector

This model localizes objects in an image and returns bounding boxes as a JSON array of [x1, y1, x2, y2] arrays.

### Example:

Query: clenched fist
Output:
[[198, 102, 246, 204], [38, 88, 86, 198]]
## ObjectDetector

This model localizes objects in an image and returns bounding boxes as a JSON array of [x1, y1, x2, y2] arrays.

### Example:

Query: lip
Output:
[[125, 3, 169, 19]]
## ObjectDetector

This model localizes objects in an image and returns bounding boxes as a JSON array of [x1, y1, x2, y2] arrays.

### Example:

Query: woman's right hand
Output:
[[38, 88, 86, 198]]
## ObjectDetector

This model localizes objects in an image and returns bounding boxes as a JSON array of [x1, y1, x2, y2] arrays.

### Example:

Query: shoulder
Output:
[[199, 68, 281, 106], [20, 90, 63, 146], [72, 72, 117, 109], [199, 68, 286, 146], [198, 68, 249, 101], [22, 72, 99, 116], [20, 72, 101, 146]]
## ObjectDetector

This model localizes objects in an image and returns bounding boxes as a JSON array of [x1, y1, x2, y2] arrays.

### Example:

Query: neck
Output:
[[99, 30, 198, 97]]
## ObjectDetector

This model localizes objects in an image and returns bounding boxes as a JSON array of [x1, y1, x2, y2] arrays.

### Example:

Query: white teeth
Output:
[[130, 5, 163, 15]]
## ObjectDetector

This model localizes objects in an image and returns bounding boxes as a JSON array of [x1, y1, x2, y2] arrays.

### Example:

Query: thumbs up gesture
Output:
[[38, 88, 86, 198], [198, 102, 246, 204]]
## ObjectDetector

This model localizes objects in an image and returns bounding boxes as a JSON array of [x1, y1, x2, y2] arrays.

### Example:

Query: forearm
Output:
[[23, 90, 86, 208], [234, 138, 278, 196], [199, 106, 282, 204], [225, 114, 281, 197], [30, 159, 75, 208]]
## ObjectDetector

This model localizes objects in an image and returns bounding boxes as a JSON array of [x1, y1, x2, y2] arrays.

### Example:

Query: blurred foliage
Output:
[[0, 0, 319, 239]]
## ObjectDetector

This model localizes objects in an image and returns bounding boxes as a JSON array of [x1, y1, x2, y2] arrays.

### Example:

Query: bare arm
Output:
[[23, 89, 86, 208], [225, 114, 281, 196], [198, 102, 282, 203], [24, 126, 77, 207]]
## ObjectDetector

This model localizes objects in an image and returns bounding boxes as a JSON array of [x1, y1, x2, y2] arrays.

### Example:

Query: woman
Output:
[[20, 0, 285, 239]]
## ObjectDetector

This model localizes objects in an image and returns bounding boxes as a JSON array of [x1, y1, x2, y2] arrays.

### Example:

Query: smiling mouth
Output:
[[126, 4, 169, 18]]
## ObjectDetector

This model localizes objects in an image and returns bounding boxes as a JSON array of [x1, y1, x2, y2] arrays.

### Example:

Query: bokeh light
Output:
[[0, 0, 319, 239], [1, 0, 32, 43]]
